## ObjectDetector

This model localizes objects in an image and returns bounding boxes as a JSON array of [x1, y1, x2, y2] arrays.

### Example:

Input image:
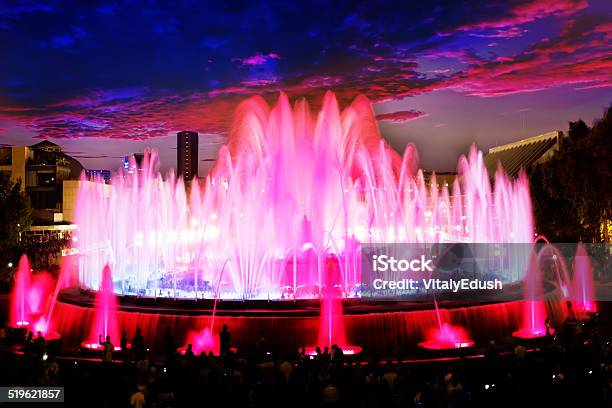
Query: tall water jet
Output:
[[10, 255, 32, 327], [82, 264, 120, 350], [513, 251, 552, 338], [27, 272, 61, 340], [572, 243, 597, 315]]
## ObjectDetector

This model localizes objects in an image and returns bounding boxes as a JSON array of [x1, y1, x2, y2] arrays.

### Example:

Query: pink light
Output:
[[10, 255, 31, 328], [304, 345, 362, 356], [81, 341, 123, 352], [85, 264, 119, 346], [419, 323, 475, 350], [181, 327, 218, 355], [572, 243, 597, 315]]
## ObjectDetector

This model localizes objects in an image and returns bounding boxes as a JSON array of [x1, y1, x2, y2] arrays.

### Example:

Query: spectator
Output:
[[219, 324, 231, 356], [130, 384, 145, 408], [322, 382, 340, 406], [331, 344, 344, 366], [35, 331, 46, 359], [132, 328, 145, 362], [185, 344, 194, 359], [99, 335, 114, 363]]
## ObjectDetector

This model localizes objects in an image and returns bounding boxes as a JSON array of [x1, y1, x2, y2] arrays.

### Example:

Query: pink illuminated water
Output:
[[419, 323, 475, 350], [181, 327, 217, 355], [85, 264, 119, 346], [419, 299, 474, 350], [27, 272, 54, 316], [513, 252, 553, 339], [572, 243, 597, 314], [10, 255, 32, 327], [74, 92, 534, 299], [72, 91, 536, 351]]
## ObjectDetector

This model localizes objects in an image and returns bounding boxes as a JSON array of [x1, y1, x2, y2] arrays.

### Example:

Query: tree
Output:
[[530, 106, 612, 242], [0, 173, 32, 291], [0, 172, 31, 244]]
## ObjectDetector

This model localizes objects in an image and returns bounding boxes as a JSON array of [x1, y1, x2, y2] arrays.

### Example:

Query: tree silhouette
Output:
[[530, 106, 612, 242]]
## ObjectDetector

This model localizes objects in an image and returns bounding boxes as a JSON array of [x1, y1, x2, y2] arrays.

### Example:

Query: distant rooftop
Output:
[[30, 140, 62, 152], [484, 131, 562, 178]]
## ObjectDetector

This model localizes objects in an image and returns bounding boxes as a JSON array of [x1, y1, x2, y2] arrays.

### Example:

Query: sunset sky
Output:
[[1, 0, 610, 175]]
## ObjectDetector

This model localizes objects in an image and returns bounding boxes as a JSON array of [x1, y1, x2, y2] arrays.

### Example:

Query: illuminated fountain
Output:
[[81, 264, 121, 351], [71, 91, 536, 353], [74, 92, 533, 299], [419, 323, 474, 350], [513, 251, 554, 339], [8, 255, 61, 340], [10, 255, 32, 328], [419, 300, 474, 350], [572, 243, 597, 315], [182, 326, 217, 355]]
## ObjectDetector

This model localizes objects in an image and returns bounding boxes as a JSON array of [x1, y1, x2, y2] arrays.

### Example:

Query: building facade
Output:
[[177, 131, 198, 182], [0, 140, 84, 223]]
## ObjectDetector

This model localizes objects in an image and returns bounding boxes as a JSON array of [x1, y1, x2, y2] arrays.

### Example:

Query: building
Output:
[[483, 131, 562, 178], [85, 169, 111, 184], [0, 140, 84, 223], [177, 131, 198, 182], [419, 131, 563, 188]]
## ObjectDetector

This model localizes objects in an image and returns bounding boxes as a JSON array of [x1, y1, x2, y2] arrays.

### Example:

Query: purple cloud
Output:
[[376, 110, 428, 123], [232, 52, 281, 66]]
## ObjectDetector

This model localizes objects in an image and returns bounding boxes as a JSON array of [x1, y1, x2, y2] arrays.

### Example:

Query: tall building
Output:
[[177, 131, 198, 182]]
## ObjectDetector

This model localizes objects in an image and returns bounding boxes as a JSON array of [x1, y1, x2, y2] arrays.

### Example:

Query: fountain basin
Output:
[[303, 345, 362, 356], [512, 327, 555, 339], [45, 282, 567, 357]]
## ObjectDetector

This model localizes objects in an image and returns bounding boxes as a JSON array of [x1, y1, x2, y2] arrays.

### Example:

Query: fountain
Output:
[[181, 326, 217, 355], [74, 92, 534, 301], [419, 299, 474, 350], [10, 255, 32, 327], [419, 323, 475, 350], [81, 264, 121, 351], [65, 91, 538, 353], [513, 251, 553, 339], [572, 243, 597, 315]]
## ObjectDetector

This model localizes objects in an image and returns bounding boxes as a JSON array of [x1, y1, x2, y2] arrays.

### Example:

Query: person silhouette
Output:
[[219, 324, 231, 356]]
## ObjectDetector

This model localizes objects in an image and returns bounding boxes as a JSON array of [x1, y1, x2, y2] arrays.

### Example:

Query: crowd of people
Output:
[[0, 312, 611, 407]]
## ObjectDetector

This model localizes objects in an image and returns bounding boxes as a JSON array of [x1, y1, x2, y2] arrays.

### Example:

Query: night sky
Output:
[[1, 0, 610, 175]]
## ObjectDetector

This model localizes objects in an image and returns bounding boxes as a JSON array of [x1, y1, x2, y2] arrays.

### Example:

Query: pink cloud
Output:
[[375, 110, 428, 123], [232, 52, 280, 66], [444, 18, 612, 97], [457, 0, 587, 32]]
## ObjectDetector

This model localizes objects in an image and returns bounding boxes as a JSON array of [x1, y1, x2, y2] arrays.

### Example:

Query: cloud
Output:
[[454, 0, 588, 34], [48, 25, 87, 48], [200, 37, 229, 49], [232, 52, 280, 66], [445, 17, 612, 97], [376, 110, 428, 123], [0, 0, 608, 145]]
